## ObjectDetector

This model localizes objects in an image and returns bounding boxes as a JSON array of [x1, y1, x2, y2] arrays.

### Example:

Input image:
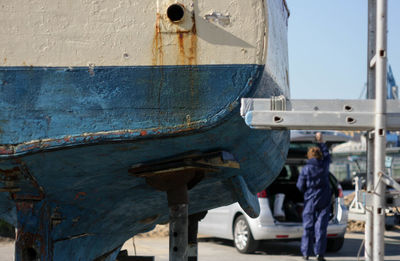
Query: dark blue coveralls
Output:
[[296, 143, 332, 257]]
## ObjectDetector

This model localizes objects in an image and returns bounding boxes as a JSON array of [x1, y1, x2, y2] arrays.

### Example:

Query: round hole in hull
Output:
[[167, 4, 185, 22]]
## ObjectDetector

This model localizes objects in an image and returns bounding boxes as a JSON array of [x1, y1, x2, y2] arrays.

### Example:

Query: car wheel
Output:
[[233, 215, 258, 254], [326, 236, 344, 252]]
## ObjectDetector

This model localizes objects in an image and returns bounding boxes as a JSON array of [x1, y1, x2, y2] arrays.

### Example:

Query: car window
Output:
[[291, 165, 301, 180], [277, 165, 291, 180], [277, 165, 302, 181], [297, 165, 303, 175]]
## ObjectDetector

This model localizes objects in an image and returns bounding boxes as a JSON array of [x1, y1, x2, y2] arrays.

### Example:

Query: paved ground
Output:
[[0, 231, 399, 260], [121, 231, 400, 261], [0, 239, 14, 261]]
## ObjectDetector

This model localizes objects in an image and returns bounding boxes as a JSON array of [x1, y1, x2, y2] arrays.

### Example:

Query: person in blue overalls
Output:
[[296, 132, 331, 261]]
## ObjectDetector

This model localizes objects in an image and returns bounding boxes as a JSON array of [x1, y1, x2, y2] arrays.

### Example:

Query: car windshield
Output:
[[276, 164, 302, 181]]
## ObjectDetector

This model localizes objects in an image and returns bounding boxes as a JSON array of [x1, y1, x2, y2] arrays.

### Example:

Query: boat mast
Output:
[[365, 0, 376, 260], [373, 0, 388, 260]]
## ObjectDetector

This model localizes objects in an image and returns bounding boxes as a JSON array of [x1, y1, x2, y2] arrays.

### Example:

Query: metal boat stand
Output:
[[349, 173, 367, 214], [130, 151, 239, 261], [116, 250, 154, 261], [348, 170, 400, 227], [188, 212, 207, 261]]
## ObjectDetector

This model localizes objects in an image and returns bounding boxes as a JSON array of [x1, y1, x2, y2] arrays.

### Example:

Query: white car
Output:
[[199, 135, 349, 254]]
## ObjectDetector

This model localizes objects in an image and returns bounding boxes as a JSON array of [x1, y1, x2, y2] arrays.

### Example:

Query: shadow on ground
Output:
[[199, 234, 400, 259], [199, 237, 301, 256]]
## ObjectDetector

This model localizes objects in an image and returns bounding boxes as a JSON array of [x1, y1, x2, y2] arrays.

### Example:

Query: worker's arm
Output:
[[318, 143, 330, 163], [296, 167, 307, 193], [316, 132, 331, 168]]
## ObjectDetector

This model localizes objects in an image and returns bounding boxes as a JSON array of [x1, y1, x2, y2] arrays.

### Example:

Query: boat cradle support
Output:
[[129, 150, 244, 261], [8, 149, 259, 261], [15, 201, 52, 261]]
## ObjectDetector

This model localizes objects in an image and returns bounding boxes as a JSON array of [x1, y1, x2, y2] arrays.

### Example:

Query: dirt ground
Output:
[[344, 192, 355, 206], [0, 194, 400, 261], [2, 231, 399, 261], [136, 222, 399, 237], [121, 231, 400, 261], [1, 223, 399, 261], [135, 224, 170, 238], [343, 192, 400, 233]]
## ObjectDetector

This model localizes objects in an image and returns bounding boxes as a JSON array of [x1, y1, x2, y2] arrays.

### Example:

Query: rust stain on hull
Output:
[[176, 27, 197, 66], [151, 6, 199, 118], [188, 24, 197, 65], [152, 14, 164, 66], [152, 11, 197, 66], [178, 33, 185, 65]]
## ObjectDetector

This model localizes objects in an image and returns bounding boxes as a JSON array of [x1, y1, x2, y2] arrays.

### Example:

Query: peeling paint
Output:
[[0, 120, 215, 156], [74, 192, 87, 200], [88, 63, 95, 76], [204, 12, 231, 27]]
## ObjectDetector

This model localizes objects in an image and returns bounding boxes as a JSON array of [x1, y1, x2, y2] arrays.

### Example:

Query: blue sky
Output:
[[286, 0, 400, 99]]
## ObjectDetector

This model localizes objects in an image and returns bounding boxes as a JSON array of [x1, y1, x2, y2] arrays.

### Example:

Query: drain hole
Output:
[[167, 4, 185, 22], [346, 117, 356, 124], [344, 105, 353, 112], [274, 116, 283, 123]]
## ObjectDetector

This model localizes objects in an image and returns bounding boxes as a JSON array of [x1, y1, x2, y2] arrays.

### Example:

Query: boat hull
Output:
[[0, 64, 262, 148], [0, 0, 290, 259], [4, 102, 289, 260]]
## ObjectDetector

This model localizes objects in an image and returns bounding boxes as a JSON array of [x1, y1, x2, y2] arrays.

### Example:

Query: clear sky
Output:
[[286, 0, 400, 99]]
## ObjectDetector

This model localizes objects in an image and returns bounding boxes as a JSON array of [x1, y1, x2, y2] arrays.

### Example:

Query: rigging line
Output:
[[357, 238, 365, 261], [132, 236, 137, 256]]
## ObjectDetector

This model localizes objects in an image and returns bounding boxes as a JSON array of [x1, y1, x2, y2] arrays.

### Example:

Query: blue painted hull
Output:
[[0, 65, 261, 146], [0, 64, 289, 260]]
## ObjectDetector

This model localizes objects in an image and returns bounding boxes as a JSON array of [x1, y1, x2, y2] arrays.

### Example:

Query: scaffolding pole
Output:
[[373, 0, 388, 260], [365, 0, 376, 260], [240, 2, 394, 260]]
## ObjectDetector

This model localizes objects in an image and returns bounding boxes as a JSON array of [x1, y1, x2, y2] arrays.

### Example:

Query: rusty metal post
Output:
[[187, 216, 198, 261], [188, 212, 207, 261], [168, 187, 189, 261], [170, 204, 188, 261]]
